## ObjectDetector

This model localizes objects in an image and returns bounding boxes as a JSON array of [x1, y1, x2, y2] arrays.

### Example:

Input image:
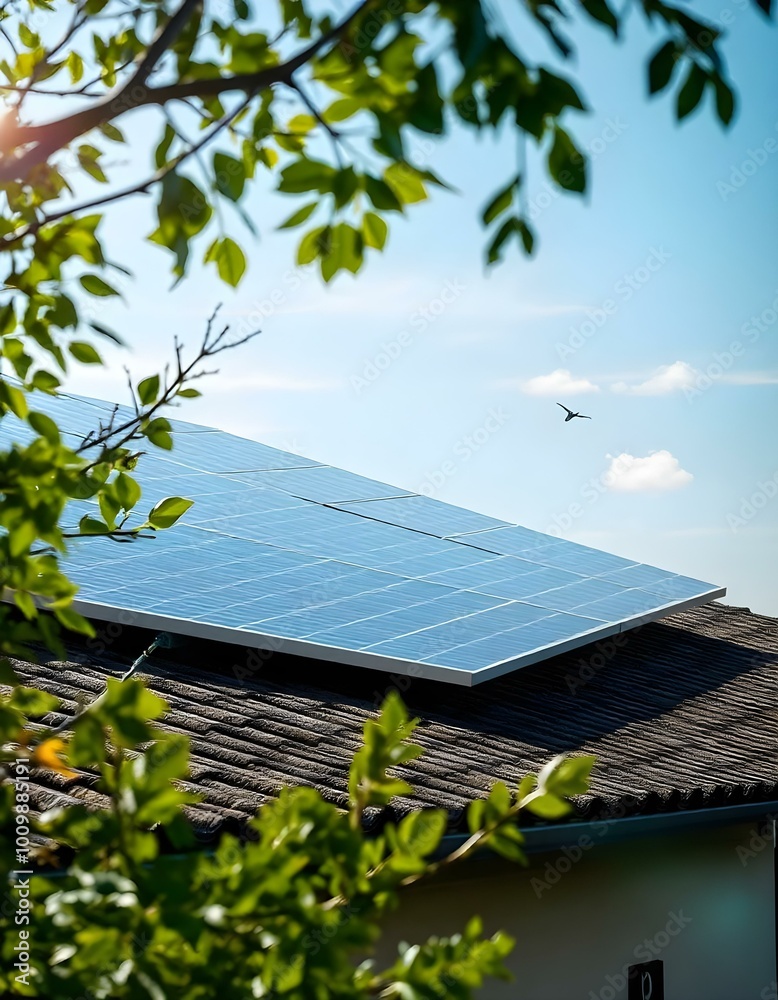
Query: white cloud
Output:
[[604, 450, 693, 493], [513, 368, 600, 396], [611, 361, 697, 396]]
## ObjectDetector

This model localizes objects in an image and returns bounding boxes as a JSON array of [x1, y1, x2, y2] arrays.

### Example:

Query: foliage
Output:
[[0, 673, 595, 997], [0, 304, 257, 660]]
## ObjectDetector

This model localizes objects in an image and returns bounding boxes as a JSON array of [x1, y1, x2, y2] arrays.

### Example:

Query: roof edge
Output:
[[441, 799, 778, 858]]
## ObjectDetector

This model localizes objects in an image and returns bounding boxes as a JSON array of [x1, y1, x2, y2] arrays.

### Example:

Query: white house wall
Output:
[[377, 822, 776, 999]]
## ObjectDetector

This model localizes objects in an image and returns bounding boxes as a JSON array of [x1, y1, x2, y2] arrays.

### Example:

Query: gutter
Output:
[[439, 799, 778, 857]]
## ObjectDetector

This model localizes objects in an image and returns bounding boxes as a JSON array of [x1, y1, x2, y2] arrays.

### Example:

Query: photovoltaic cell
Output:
[[0, 390, 726, 685], [233, 465, 414, 504]]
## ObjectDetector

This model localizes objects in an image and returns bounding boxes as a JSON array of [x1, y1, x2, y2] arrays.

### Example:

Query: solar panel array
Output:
[[0, 391, 725, 685]]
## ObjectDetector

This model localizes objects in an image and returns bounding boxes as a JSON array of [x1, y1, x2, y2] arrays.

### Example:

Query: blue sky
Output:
[[58, 0, 777, 614]]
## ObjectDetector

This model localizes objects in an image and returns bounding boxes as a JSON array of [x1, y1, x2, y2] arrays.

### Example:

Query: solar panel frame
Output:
[[1, 391, 727, 686]]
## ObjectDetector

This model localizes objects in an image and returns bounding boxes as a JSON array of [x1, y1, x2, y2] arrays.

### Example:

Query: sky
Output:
[[50, 0, 777, 615]]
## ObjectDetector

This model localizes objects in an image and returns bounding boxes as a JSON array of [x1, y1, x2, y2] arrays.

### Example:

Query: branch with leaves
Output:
[[0, 677, 595, 999], [0, 307, 257, 661]]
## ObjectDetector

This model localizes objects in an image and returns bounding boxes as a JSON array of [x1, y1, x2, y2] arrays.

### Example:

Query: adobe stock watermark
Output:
[[717, 121, 778, 201], [683, 288, 777, 402], [544, 452, 636, 537], [417, 407, 509, 498], [556, 247, 672, 361], [587, 910, 692, 1000], [350, 278, 465, 393], [726, 470, 778, 533], [529, 793, 645, 899], [11, 758, 34, 989]]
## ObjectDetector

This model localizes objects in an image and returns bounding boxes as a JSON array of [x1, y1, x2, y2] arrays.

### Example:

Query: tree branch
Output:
[[1, 93, 252, 248], [132, 0, 203, 88], [0, 0, 372, 184]]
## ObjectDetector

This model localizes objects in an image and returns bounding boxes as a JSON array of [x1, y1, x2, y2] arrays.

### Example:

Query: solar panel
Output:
[[0, 390, 726, 685]]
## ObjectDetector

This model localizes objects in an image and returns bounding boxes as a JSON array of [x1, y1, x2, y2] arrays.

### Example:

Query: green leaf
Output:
[[482, 176, 518, 226], [397, 809, 447, 857], [137, 375, 160, 406], [9, 686, 58, 715], [278, 202, 317, 230], [580, 0, 618, 34], [0, 379, 29, 417], [365, 176, 403, 213], [78, 145, 108, 183], [537, 69, 587, 115], [362, 212, 388, 250], [148, 496, 194, 529], [648, 40, 678, 95], [0, 658, 20, 686], [151, 173, 212, 277], [28, 411, 61, 444], [155, 124, 176, 168], [213, 237, 246, 287], [69, 714, 107, 768], [540, 754, 596, 797], [384, 163, 427, 205], [30, 370, 61, 393], [18, 23, 39, 48], [69, 341, 102, 365], [114, 473, 141, 511], [79, 515, 110, 535], [467, 798, 486, 834], [332, 166, 359, 209], [517, 219, 535, 255], [0, 301, 15, 334], [80, 274, 119, 297], [278, 158, 336, 194], [144, 417, 173, 450], [99, 122, 125, 143], [54, 606, 95, 636], [320, 223, 363, 282], [13, 591, 36, 620], [489, 825, 527, 863], [213, 151, 246, 201], [323, 97, 361, 122], [296, 226, 329, 265], [89, 321, 124, 346], [288, 113, 316, 134], [486, 217, 518, 265], [713, 75, 736, 126], [548, 127, 586, 194], [677, 63, 708, 120], [97, 677, 168, 748], [66, 50, 84, 83], [525, 791, 571, 820]]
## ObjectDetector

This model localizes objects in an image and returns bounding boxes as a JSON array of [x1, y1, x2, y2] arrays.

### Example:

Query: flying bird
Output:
[[557, 403, 591, 422]]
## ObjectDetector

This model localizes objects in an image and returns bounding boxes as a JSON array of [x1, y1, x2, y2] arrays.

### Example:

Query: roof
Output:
[[11, 600, 778, 841]]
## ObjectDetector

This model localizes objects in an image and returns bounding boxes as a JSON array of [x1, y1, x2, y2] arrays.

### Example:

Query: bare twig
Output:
[[290, 80, 344, 167], [76, 304, 260, 461]]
